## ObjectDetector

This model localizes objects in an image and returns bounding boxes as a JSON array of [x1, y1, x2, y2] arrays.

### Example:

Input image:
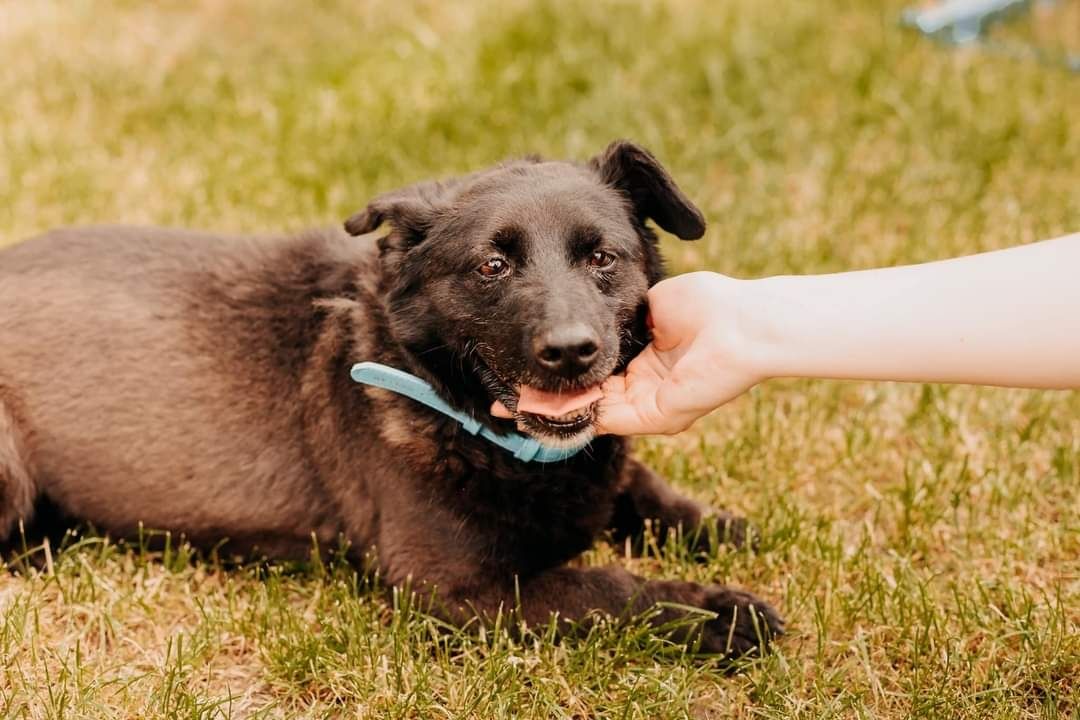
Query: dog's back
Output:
[[0, 226, 368, 550]]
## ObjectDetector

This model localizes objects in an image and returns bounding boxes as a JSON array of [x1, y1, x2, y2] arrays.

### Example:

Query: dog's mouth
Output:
[[474, 359, 606, 447], [514, 385, 603, 444]]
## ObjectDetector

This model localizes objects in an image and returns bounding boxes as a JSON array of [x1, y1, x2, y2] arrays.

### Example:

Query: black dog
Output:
[[0, 140, 782, 658]]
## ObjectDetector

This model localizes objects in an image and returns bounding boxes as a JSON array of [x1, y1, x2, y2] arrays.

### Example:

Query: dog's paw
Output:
[[695, 585, 784, 661]]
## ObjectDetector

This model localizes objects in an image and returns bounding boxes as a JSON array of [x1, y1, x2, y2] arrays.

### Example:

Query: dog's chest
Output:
[[342, 365, 628, 576], [430, 440, 627, 575]]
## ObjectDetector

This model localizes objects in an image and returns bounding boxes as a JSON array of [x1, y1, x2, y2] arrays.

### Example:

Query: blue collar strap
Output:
[[350, 362, 588, 463]]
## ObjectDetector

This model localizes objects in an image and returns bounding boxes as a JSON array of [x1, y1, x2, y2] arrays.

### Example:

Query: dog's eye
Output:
[[587, 251, 616, 270], [478, 257, 510, 278]]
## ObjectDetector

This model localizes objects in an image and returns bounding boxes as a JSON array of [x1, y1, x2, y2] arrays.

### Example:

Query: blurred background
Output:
[[3, 0, 1077, 273], [1, 1, 1078, 717]]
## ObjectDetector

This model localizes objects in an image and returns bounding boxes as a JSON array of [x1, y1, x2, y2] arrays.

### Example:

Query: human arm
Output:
[[597, 232, 1080, 435]]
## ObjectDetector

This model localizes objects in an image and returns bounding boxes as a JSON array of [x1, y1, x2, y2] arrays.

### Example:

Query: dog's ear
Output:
[[589, 140, 705, 240], [344, 179, 455, 245]]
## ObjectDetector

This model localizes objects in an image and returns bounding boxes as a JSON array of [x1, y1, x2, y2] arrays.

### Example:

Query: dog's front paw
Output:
[[695, 586, 784, 660]]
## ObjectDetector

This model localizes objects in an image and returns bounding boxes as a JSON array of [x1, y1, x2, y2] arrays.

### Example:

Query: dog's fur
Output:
[[0, 141, 782, 658]]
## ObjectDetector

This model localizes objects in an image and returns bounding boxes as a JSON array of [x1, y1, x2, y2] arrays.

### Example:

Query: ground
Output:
[[1, 1, 1078, 718]]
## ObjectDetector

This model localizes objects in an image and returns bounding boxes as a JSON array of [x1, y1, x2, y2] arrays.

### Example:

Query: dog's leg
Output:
[[0, 390, 37, 545], [421, 564, 782, 661], [609, 458, 753, 553]]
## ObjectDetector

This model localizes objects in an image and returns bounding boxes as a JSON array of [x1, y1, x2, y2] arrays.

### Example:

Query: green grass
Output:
[[2, 0, 1079, 717]]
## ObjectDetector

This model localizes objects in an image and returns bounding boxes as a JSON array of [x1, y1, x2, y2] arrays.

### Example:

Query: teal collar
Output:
[[350, 362, 588, 463]]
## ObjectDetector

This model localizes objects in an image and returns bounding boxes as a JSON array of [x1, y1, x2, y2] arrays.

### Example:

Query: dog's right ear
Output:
[[344, 179, 455, 246]]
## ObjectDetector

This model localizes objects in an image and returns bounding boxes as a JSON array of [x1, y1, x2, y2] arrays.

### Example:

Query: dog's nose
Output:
[[534, 323, 600, 376]]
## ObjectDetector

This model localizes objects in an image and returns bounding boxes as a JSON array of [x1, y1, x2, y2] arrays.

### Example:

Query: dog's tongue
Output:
[[517, 385, 603, 418]]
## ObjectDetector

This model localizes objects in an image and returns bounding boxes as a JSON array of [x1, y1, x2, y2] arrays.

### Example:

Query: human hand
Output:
[[596, 272, 767, 435]]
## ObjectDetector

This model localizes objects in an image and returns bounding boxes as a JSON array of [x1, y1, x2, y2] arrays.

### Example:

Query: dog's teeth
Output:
[[549, 408, 589, 422]]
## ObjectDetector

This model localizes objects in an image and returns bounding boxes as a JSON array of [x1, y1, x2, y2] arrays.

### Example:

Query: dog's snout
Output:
[[534, 323, 600, 375]]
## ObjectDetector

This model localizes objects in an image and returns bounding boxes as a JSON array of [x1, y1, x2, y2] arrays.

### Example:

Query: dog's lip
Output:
[[473, 357, 607, 414], [518, 399, 599, 436], [516, 384, 604, 418], [488, 382, 603, 441], [471, 354, 609, 441]]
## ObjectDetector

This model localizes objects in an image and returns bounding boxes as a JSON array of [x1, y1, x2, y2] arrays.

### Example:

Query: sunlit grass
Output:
[[1, 0, 1078, 717]]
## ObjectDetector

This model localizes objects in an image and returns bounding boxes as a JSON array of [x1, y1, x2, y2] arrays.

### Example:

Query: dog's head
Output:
[[346, 140, 704, 447]]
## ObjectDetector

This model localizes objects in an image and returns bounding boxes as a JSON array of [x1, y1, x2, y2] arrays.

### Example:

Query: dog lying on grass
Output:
[[0, 140, 782, 659]]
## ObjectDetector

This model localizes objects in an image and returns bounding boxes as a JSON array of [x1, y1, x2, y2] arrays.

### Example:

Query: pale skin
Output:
[[592, 232, 1080, 436]]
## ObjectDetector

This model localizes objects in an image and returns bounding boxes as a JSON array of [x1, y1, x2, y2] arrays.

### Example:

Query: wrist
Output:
[[734, 275, 800, 381]]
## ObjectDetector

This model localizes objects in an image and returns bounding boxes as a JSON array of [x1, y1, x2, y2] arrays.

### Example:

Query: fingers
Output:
[[595, 350, 666, 435], [595, 375, 646, 435], [595, 373, 670, 436], [594, 405, 645, 436]]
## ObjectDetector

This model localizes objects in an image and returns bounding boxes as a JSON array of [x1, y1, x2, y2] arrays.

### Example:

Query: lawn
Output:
[[1, 0, 1079, 717]]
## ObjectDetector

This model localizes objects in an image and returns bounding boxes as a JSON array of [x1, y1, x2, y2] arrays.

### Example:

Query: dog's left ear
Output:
[[344, 179, 455, 246], [589, 140, 705, 240]]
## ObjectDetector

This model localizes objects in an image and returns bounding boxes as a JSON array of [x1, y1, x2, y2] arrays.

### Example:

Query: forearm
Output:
[[747, 233, 1080, 389]]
